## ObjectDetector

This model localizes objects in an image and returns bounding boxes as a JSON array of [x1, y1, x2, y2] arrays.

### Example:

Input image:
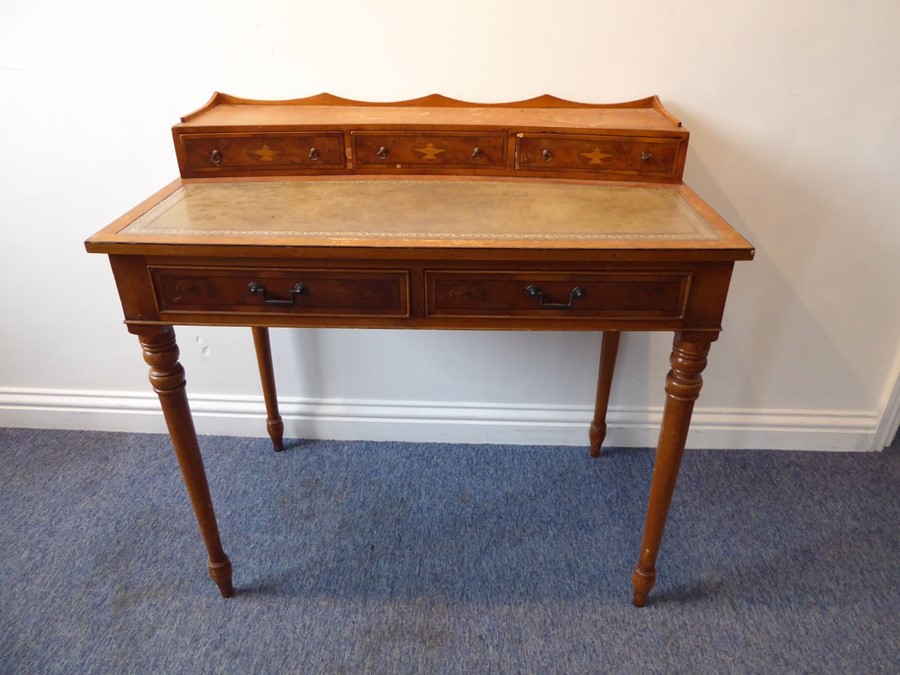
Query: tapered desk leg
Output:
[[136, 326, 234, 598], [590, 331, 621, 457], [632, 333, 711, 607], [251, 327, 284, 451]]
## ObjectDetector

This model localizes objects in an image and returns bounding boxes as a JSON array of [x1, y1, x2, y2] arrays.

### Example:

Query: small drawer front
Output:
[[426, 270, 690, 319], [151, 267, 409, 317], [515, 134, 680, 177], [181, 133, 345, 171], [353, 132, 506, 168]]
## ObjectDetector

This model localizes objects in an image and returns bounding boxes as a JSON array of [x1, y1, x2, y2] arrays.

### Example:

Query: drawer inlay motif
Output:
[[253, 144, 281, 162], [414, 143, 446, 160], [582, 147, 614, 164]]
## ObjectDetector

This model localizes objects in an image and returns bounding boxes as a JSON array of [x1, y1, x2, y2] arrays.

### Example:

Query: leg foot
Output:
[[266, 419, 285, 452], [631, 565, 656, 607], [208, 555, 234, 598], [589, 422, 607, 457]]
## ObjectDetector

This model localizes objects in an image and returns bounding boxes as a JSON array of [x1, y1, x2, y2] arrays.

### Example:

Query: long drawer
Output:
[[352, 131, 507, 168], [515, 134, 682, 178], [150, 266, 410, 317], [425, 270, 691, 319], [179, 133, 345, 173]]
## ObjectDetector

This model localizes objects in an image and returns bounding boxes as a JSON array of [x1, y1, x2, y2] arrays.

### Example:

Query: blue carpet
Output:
[[1, 428, 898, 673]]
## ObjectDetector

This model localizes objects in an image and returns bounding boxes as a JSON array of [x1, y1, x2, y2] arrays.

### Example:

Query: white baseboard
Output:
[[0, 386, 880, 451], [873, 348, 900, 450]]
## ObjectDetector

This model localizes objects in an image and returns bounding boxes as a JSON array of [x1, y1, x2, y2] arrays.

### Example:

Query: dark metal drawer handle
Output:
[[641, 150, 652, 162], [472, 147, 483, 160], [210, 149, 222, 166], [542, 148, 553, 161], [525, 284, 585, 309], [248, 281, 307, 306], [308, 147, 319, 161], [376, 146, 389, 160]]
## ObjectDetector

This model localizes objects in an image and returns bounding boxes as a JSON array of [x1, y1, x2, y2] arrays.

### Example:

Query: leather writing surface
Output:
[[121, 179, 720, 244]]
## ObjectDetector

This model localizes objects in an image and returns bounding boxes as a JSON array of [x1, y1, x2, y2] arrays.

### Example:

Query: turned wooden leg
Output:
[[136, 326, 234, 598], [251, 327, 284, 451], [589, 331, 621, 457], [632, 333, 712, 607]]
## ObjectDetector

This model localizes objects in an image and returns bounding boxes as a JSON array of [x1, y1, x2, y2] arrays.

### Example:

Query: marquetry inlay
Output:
[[582, 147, 613, 164], [252, 144, 281, 162], [413, 143, 446, 160]]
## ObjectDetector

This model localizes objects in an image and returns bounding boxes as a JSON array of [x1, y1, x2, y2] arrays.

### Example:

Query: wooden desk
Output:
[[85, 94, 753, 606]]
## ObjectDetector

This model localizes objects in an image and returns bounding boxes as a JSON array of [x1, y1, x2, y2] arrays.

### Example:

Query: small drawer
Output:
[[353, 131, 506, 168], [515, 134, 680, 177], [181, 133, 345, 172], [425, 270, 690, 319], [151, 266, 410, 317]]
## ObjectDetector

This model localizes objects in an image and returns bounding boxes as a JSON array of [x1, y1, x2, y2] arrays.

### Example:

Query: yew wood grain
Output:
[[171, 94, 689, 182], [632, 334, 712, 606], [136, 325, 233, 597], [86, 94, 753, 607]]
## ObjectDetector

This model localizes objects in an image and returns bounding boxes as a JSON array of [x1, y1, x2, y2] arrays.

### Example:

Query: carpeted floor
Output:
[[1, 427, 897, 674]]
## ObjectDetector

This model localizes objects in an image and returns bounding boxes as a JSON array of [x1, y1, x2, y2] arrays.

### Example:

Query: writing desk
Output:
[[85, 94, 753, 606]]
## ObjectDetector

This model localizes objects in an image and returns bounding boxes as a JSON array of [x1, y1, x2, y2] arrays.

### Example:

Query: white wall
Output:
[[1, 0, 898, 450]]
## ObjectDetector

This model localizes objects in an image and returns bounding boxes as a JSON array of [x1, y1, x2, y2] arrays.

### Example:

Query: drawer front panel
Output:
[[426, 270, 690, 319], [353, 132, 507, 168], [515, 134, 680, 177], [181, 133, 345, 172], [151, 267, 409, 317]]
